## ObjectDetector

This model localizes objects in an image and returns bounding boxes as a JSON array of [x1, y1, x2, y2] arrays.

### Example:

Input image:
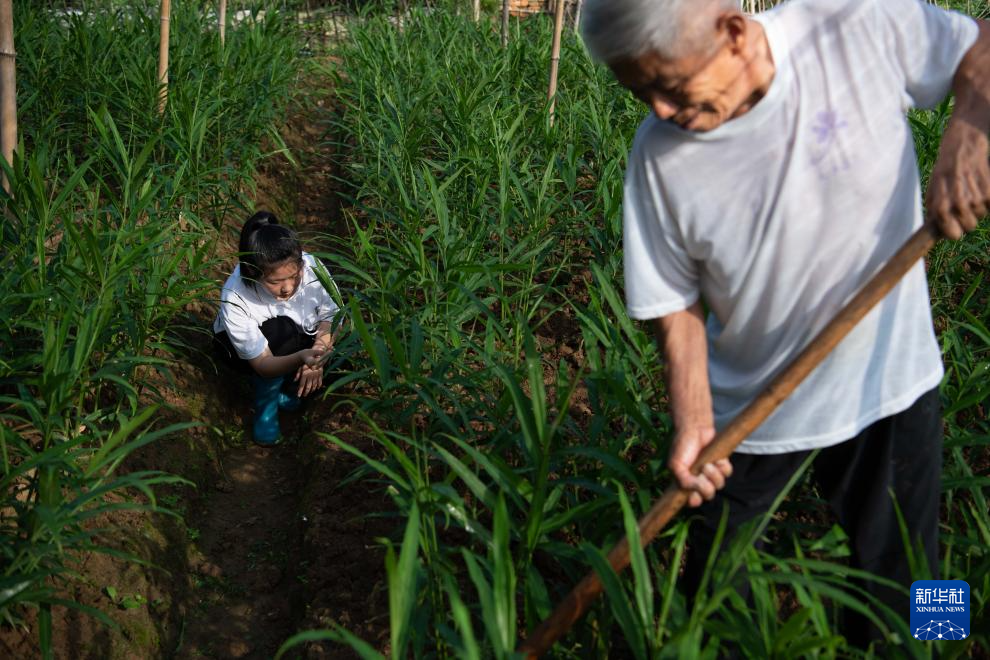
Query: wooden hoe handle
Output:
[[517, 223, 941, 658]]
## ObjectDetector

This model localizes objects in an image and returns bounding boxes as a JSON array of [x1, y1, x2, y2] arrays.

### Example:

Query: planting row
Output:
[[294, 8, 990, 658], [1, 1, 301, 655]]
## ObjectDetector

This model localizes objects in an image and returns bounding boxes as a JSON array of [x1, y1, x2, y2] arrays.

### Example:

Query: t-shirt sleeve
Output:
[[874, 0, 979, 110], [218, 290, 268, 360], [622, 141, 699, 321]]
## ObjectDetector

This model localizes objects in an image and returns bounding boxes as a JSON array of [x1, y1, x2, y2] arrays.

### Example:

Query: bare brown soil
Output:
[[0, 55, 391, 659]]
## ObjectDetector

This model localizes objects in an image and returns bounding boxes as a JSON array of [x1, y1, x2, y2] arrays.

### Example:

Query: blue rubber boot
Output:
[[278, 390, 302, 412], [250, 375, 284, 446]]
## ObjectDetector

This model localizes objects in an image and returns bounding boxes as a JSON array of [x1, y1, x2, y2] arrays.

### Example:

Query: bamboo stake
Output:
[[547, 0, 567, 126], [573, 0, 583, 31], [501, 0, 510, 47], [473, 0, 481, 22], [0, 0, 15, 193], [517, 222, 943, 658], [157, 0, 171, 114], [219, 0, 228, 47]]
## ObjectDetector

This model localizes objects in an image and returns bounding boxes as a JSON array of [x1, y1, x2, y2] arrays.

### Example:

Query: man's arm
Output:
[[926, 19, 990, 239], [653, 301, 732, 508]]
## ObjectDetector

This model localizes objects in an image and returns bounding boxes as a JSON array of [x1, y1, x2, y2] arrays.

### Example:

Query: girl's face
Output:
[[261, 258, 303, 301]]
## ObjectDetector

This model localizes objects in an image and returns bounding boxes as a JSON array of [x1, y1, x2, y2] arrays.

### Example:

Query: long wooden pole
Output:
[[0, 0, 16, 193], [219, 0, 228, 47], [547, 0, 567, 126], [157, 0, 171, 114], [573, 0, 583, 31], [501, 0, 510, 46], [517, 222, 942, 657], [472, 0, 481, 22]]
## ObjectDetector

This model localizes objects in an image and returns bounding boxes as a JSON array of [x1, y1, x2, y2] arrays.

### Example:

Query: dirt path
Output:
[[0, 38, 388, 660], [180, 443, 305, 658], [178, 56, 390, 659]]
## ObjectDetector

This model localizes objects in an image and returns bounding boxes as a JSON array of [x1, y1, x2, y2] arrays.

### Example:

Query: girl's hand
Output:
[[314, 336, 334, 354], [294, 363, 324, 397], [299, 348, 325, 367]]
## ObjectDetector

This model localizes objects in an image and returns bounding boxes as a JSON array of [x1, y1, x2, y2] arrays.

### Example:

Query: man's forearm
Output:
[[925, 18, 990, 238], [653, 301, 714, 433], [951, 19, 990, 134]]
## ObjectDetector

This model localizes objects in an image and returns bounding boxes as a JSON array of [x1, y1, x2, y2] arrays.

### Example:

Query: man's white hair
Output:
[[581, 0, 741, 64]]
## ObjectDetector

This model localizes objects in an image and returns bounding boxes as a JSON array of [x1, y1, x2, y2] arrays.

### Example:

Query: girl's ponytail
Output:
[[238, 211, 302, 286]]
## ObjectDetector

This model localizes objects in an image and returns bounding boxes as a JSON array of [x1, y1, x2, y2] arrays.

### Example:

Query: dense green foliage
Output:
[[0, 1, 300, 653], [3, 1, 988, 657], [281, 8, 990, 659]]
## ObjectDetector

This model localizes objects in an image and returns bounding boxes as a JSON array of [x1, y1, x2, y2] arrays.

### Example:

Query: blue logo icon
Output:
[[910, 580, 969, 641]]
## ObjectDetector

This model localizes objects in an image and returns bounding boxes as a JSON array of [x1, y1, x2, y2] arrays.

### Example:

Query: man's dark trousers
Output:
[[682, 388, 943, 647]]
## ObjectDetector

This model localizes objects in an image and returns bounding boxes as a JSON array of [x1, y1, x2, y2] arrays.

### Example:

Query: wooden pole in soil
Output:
[[501, 0, 510, 47], [547, 0, 567, 126], [219, 0, 228, 47], [0, 0, 16, 194], [473, 0, 481, 22], [517, 222, 943, 658], [158, 0, 171, 115]]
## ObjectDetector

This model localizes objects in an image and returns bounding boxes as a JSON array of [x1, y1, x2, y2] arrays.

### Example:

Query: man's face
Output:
[[611, 18, 755, 132]]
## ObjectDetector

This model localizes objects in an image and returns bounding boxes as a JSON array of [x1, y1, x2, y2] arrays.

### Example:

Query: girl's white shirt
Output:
[[213, 252, 341, 360]]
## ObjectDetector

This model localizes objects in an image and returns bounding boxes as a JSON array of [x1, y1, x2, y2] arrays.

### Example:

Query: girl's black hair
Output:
[[238, 211, 302, 286]]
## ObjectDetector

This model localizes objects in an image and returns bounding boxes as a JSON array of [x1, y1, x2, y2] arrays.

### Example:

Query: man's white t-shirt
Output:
[[623, 0, 978, 454], [213, 252, 341, 360]]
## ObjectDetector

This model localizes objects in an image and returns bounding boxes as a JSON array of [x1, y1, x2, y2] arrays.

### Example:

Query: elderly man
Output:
[[582, 0, 990, 646]]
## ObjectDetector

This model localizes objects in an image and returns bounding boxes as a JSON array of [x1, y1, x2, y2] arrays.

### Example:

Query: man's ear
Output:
[[718, 12, 748, 54]]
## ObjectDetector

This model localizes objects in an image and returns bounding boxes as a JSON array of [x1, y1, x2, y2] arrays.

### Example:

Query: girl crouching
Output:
[[213, 211, 341, 445]]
